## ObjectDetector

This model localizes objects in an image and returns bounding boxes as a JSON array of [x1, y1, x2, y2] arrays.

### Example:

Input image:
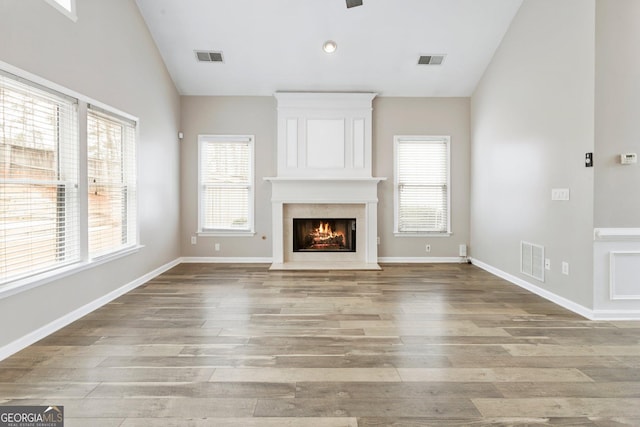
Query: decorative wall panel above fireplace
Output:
[[274, 92, 376, 178]]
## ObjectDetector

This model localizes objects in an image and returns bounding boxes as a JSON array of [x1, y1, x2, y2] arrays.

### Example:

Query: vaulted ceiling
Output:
[[135, 0, 523, 97]]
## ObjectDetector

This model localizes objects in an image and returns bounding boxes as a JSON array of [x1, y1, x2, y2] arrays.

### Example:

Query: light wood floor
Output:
[[1, 263, 639, 426]]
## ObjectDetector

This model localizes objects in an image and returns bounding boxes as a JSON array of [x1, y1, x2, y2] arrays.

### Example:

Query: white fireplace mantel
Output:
[[265, 177, 384, 270], [264, 177, 384, 203], [266, 92, 384, 270]]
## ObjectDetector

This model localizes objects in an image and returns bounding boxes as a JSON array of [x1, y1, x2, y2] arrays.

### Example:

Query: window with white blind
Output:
[[87, 107, 137, 257], [1, 66, 139, 290], [394, 136, 451, 235], [198, 135, 254, 235], [0, 70, 80, 283]]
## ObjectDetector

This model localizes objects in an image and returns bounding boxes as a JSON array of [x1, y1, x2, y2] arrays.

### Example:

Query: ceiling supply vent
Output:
[[346, 0, 363, 8], [195, 51, 224, 63], [418, 55, 446, 65], [521, 241, 545, 282]]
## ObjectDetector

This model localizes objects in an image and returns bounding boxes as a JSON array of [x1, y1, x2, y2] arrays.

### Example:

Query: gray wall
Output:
[[180, 96, 277, 257], [594, 0, 640, 228], [470, 0, 595, 308], [373, 97, 471, 259], [180, 96, 471, 259], [0, 0, 181, 347]]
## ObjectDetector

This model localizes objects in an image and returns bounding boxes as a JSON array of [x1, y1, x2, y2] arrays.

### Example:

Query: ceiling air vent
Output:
[[195, 51, 224, 63], [346, 0, 363, 8], [418, 55, 446, 66]]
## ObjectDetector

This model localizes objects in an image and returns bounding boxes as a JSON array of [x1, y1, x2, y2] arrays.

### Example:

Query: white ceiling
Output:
[[134, 0, 522, 97]]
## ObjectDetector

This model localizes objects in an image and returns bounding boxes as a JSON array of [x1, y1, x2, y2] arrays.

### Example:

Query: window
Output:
[[0, 70, 80, 283], [87, 106, 137, 257], [43, 0, 77, 21], [1, 66, 139, 289], [198, 135, 254, 235], [394, 136, 450, 235]]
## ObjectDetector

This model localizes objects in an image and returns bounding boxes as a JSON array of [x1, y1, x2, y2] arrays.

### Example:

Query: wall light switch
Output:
[[562, 261, 569, 275], [551, 188, 570, 201], [544, 258, 551, 270]]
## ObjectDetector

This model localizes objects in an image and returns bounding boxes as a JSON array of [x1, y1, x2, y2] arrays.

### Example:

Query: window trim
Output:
[[43, 0, 78, 22], [0, 61, 140, 297], [393, 135, 452, 237], [197, 135, 255, 237]]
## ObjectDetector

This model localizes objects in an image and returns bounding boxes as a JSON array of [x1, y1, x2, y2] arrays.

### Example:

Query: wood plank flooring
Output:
[[1, 263, 640, 426]]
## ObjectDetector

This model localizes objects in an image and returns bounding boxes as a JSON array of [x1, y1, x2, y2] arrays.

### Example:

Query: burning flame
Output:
[[311, 221, 345, 244]]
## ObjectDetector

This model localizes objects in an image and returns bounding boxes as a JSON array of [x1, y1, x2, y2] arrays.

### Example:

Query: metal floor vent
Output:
[[521, 241, 545, 282], [418, 55, 446, 65], [195, 51, 224, 63]]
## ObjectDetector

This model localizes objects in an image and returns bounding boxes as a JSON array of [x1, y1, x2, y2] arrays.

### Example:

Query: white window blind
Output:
[[394, 136, 450, 234], [0, 71, 80, 283], [199, 135, 254, 234], [87, 107, 137, 257]]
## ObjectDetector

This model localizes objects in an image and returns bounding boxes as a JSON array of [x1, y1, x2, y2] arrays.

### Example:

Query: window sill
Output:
[[198, 231, 256, 237], [394, 232, 452, 237], [0, 245, 143, 301]]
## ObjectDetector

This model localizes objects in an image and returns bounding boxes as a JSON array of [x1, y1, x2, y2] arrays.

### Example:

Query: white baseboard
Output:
[[378, 257, 467, 264], [180, 257, 273, 263], [181, 257, 467, 265], [589, 310, 640, 320], [0, 257, 181, 362], [469, 257, 595, 320]]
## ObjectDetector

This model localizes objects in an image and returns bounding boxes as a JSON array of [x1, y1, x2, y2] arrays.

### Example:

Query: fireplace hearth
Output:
[[293, 218, 356, 252]]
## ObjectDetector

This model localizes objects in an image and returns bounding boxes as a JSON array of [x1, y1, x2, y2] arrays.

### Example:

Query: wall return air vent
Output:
[[418, 55, 446, 65], [195, 51, 224, 63], [521, 241, 545, 282]]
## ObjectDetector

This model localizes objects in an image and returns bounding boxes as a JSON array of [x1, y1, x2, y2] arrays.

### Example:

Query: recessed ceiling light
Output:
[[323, 40, 337, 54]]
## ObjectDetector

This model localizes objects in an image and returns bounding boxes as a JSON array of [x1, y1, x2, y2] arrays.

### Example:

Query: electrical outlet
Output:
[[544, 258, 551, 270], [214, 243, 220, 251], [562, 261, 569, 275], [191, 236, 197, 245], [425, 244, 431, 253], [377, 236, 380, 245], [459, 244, 467, 257]]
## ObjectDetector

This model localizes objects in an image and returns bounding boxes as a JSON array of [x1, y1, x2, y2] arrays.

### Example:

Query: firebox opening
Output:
[[293, 218, 356, 252]]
